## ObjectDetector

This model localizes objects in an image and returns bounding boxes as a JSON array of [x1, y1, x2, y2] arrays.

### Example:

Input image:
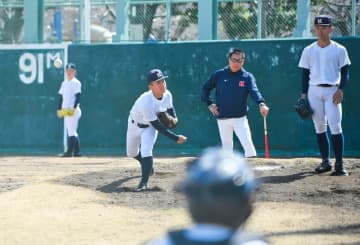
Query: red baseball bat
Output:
[[263, 116, 270, 158]]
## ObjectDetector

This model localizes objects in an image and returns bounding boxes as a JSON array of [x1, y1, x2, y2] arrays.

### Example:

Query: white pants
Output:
[[64, 107, 81, 137], [308, 85, 342, 134], [126, 116, 158, 158], [217, 117, 256, 157]]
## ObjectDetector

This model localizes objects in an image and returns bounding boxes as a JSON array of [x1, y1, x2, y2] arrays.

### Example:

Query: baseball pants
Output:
[[308, 85, 342, 134], [217, 116, 257, 157], [64, 107, 81, 137], [126, 116, 158, 158]]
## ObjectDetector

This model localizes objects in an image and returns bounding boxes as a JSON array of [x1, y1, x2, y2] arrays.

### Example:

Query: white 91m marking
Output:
[[19, 52, 62, 84]]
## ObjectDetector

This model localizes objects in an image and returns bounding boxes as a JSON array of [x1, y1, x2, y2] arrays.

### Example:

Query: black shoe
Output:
[[74, 153, 82, 157], [60, 152, 72, 157], [315, 162, 332, 174], [135, 182, 148, 192], [330, 170, 349, 176]]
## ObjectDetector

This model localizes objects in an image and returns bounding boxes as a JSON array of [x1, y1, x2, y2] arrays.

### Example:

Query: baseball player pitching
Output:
[[298, 15, 351, 176], [57, 63, 82, 157], [201, 48, 269, 157], [126, 69, 187, 192]]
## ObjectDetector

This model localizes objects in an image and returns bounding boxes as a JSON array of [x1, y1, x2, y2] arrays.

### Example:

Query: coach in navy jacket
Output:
[[201, 48, 269, 157]]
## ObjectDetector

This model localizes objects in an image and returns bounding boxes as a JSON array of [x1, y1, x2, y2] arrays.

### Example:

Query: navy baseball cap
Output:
[[147, 69, 168, 84], [314, 15, 332, 26], [66, 63, 76, 70], [181, 147, 258, 199]]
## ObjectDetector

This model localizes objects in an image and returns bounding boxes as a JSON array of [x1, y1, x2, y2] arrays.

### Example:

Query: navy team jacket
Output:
[[201, 66, 265, 119]]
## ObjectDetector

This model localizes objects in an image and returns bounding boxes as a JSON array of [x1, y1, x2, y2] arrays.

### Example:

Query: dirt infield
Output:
[[0, 156, 359, 245]]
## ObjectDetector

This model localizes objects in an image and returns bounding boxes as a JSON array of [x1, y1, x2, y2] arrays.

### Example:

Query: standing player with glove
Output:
[[126, 69, 187, 191], [201, 48, 269, 157], [298, 15, 351, 176], [57, 63, 82, 157]]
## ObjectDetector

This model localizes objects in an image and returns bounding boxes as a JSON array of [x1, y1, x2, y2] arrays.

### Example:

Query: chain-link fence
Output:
[[218, 1, 257, 40], [127, 1, 198, 42], [45, 2, 117, 43], [312, 0, 359, 37], [0, 0, 359, 44], [126, 0, 360, 41]]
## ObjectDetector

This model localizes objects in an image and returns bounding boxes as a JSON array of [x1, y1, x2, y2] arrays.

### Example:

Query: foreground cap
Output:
[[66, 63, 76, 70], [147, 69, 168, 84], [181, 147, 257, 199], [314, 15, 332, 26]]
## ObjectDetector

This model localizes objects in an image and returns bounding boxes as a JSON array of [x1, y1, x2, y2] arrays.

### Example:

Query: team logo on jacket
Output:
[[239, 81, 245, 87]]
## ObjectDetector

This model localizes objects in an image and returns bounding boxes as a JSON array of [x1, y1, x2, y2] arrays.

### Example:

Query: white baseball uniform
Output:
[[298, 40, 351, 134], [58, 77, 82, 137], [126, 89, 174, 158]]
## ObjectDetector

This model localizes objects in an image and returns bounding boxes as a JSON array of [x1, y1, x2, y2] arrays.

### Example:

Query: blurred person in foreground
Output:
[[145, 147, 269, 245]]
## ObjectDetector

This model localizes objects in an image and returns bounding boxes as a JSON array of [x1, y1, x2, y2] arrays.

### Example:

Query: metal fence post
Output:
[[352, 0, 356, 36], [166, 0, 171, 41], [113, 0, 129, 42], [257, 0, 262, 39], [293, 0, 310, 37], [212, 0, 218, 40], [54, 8, 62, 42], [24, 0, 44, 43]]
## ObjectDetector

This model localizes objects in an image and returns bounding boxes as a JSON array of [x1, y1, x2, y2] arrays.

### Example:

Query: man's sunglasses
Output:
[[230, 57, 244, 63]]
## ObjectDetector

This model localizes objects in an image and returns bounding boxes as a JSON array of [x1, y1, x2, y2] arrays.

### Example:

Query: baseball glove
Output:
[[57, 108, 75, 117], [157, 111, 177, 129], [294, 98, 313, 119]]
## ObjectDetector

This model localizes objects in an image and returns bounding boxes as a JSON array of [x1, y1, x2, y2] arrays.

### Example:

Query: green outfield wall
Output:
[[0, 38, 359, 156]]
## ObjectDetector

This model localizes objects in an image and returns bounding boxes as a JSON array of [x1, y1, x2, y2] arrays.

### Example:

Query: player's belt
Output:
[[317, 84, 337, 87], [131, 119, 149, 128]]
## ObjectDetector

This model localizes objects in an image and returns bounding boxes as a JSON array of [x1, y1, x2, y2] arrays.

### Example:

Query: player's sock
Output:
[[331, 133, 344, 170], [74, 136, 81, 156], [140, 156, 153, 185], [316, 132, 330, 163], [63, 136, 75, 157]]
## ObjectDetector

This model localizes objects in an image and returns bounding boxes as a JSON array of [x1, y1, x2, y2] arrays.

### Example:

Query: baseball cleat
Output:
[[60, 152, 72, 157], [330, 170, 349, 176], [135, 182, 148, 192], [315, 162, 332, 174]]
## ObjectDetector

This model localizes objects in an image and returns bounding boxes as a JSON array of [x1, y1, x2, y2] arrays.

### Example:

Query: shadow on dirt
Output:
[[96, 176, 163, 193], [53, 166, 186, 209], [257, 171, 314, 184], [0, 179, 29, 193], [96, 176, 139, 192], [265, 223, 360, 237], [51, 158, 359, 210]]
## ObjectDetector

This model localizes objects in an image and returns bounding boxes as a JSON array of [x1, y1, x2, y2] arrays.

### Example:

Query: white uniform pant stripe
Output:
[[217, 117, 256, 157], [308, 86, 342, 134]]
